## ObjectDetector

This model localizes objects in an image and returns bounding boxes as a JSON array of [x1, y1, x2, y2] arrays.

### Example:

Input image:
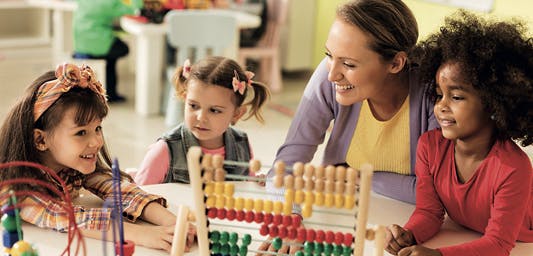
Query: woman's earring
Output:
[[490, 113, 496, 120], [36, 144, 46, 151]]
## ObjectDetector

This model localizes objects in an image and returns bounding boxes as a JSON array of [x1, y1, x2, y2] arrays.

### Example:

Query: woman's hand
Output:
[[397, 245, 442, 256], [385, 224, 416, 255]]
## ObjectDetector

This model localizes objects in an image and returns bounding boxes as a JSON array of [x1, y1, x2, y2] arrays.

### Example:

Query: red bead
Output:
[[115, 240, 135, 256], [343, 233, 354, 247], [334, 232, 344, 245], [207, 208, 217, 218], [217, 208, 226, 219], [269, 224, 279, 237], [273, 214, 282, 225], [245, 211, 255, 223], [306, 228, 316, 242], [254, 212, 264, 223], [264, 213, 273, 224], [287, 226, 297, 240], [292, 215, 302, 228], [296, 227, 306, 242], [282, 215, 292, 226], [278, 226, 288, 239], [236, 210, 245, 221], [260, 224, 269, 236], [226, 209, 236, 221], [325, 231, 335, 244], [316, 230, 325, 243]]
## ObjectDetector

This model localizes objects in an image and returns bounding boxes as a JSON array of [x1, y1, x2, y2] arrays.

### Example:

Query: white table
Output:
[[120, 10, 261, 116], [8, 183, 533, 255]]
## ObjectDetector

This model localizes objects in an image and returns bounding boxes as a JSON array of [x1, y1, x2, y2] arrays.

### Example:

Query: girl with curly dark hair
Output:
[[385, 11, 533, 256]]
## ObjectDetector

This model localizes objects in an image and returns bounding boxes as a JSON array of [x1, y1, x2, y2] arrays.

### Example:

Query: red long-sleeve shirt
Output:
[[404, 129, 533, 256]]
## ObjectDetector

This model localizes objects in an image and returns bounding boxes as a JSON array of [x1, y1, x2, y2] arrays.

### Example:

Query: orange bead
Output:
[[215, 195, 226, 209], [314, 192, 325, 206], [335, 194, 344, 209], [244, 198, 254, 211], [274, 161, 286, 175], [224, 183, 235, 197], [204, 182, 214, 195], [302, 203, 312, 218], [284, 188, 294, 203], [263, 200, 273, 213], [273, 201, 283, 214], [235, 197, 244, 211], [344, 195, 355, 209], [293, 162, 304, 176], [214, 182, 224, 195], [304, 191, 314, 205], [205, 195, 216, 207], [212, 154, 224, 168], [325, 193, 334, 208], [295, 190, 304, 204]]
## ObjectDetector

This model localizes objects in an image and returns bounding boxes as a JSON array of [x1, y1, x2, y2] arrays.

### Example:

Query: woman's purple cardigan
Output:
[[268, 58, 439, 204]]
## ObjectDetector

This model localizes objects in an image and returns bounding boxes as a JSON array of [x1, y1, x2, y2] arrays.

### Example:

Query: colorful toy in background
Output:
[[0, 161, 84, 256], [2, 191, 38, 256], [101, 159, 135, 256], [141, 0, 185, 23], [184, 146, 387, 256]]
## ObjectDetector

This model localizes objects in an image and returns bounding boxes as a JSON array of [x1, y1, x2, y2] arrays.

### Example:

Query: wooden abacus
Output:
[[183, 146, 386, 256]]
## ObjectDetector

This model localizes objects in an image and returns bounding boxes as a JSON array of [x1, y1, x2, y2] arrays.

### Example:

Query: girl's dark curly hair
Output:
[[412, 10, 533, 146]]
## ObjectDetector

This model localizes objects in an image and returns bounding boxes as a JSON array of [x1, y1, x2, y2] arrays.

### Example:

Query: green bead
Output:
[[230, 244, 239, 256], [210, 242, 220, 253], [220, 231, 229, 244], [333, 244, 343, 256], [294, 251, 304, 256], [324, 243, 333, 255], [304, 253, 313, 256], [314, 242, 324, 253], [229, 232, 239, 245], [209, 231, 220, 243], [304, 241, 314, 253], [239, 245, 248, 256], [1, 214, 17, 232], [272, 237, 283, 250], [241, 234, 252, 246], [220, 243, 230, 254], [342, 245, 352, 256]]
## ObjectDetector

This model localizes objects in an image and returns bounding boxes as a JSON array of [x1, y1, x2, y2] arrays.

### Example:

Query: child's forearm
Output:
[[140, 201, 176, 226]]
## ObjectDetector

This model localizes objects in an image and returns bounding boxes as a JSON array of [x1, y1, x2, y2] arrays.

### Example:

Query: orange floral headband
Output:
[[33, 63, 107, 122]]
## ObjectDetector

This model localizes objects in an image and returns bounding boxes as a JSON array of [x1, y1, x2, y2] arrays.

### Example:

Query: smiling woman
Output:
[[267, 0, 439, 208]]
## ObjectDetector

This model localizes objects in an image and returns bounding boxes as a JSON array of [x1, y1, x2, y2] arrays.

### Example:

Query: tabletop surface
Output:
[[4, 183, 532, 255]]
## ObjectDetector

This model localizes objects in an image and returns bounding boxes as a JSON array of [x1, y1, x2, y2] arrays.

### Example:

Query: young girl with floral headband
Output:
[[135, 56, 270, 185], [0, 63, 196, 252]]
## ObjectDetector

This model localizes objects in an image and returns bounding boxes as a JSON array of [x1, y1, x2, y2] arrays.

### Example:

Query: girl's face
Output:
[[184, 80, 245, 149], [34, 107, 104, 174], [434, 62, 493, 143], [325, 19, 395, 106]]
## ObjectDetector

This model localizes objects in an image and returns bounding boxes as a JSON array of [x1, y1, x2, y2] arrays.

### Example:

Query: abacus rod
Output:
[[210, 220, 353, 231]]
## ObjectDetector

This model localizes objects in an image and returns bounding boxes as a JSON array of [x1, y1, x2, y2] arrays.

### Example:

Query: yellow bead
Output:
[[295, 190, 304, 204], [254, 199, 264, 212], [335, 194, 344, 209], [245, 198, 254, 211], [215, 195, 226, 209], [226, 196, 235, 209], [235, 197, 245, 210], [263, 200, 273, 213], [10, 241, 34, 256], [304, 191, 314, 205], [325, 193, 334, 208], [284, 189, 294, 202], [344, 195, 355, 209], [204, 182, 214, 195], [206, 195, 216, 208], [224, 183, 235, 197], [315, 192, 325, 206], [283, 202, 292, 215], [273, 201, 283, 214], [302, 203, 312, 218], [214, 182, 224, 195]]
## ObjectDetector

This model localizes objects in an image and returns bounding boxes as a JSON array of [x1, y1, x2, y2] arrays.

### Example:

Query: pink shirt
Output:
[[405, 129, 533, 256]]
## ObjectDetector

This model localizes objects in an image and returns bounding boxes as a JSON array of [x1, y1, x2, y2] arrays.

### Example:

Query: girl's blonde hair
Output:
[[172, 56, 270, 123]]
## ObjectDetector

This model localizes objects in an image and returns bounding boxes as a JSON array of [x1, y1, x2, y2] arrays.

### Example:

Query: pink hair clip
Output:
[[232, 70, 255, 95], [182, 59, 191, 79]]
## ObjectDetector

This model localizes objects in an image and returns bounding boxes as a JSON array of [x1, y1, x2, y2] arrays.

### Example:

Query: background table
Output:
[[120, 10, 260, 116]]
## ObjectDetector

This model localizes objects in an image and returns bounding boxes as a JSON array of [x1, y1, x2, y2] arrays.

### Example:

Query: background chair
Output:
[[163, 10, 238, 127], [238, 0, 289, 93]]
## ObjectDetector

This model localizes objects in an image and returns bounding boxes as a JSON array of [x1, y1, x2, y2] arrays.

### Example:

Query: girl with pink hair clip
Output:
[[0, 63, 196, 253], [135, 56, 270, 185]]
